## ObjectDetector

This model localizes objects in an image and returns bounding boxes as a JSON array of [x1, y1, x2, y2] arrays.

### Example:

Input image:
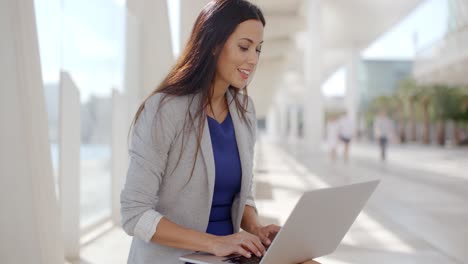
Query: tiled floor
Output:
[[77, 139, 468, 264]]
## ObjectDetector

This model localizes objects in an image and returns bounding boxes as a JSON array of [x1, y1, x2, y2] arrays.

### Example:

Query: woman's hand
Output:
[[209, 231, 266, 258], [251, 224, 281, 246]]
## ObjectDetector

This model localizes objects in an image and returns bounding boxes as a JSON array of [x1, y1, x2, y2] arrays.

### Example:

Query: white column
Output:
[[288, 105, 299, 142], [111, 89, 130, 226], [303, 0, 324, 148], [345, 52, 360, 135], [124, 11, 142, 114], [180, 0, 209, 51], [266, 102, 281, 142], [59, 72, 81, 261], [266, 108, 275, 140], [0, 0, 64, 263], [275, 99, 288, 140], [126, 0, 174, 101]]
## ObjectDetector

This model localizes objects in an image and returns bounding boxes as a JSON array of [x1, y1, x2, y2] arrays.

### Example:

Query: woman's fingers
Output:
[[242, 234, 266, 256], [242, 240, 262, 257], [266, 225, 280, 239], [252, 234, 266, 254], [258, 229, 270, 244], [270, 224, 281, 232], [236, 245, 251, 258], [258, 232, 271, 246], [266, 224, 281, 234], [249, 235, 266, 255], [257, 224, 281, 245]]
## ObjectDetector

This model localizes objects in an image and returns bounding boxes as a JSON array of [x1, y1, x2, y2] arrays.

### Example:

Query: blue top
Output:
[[206, 112, 242, 236]]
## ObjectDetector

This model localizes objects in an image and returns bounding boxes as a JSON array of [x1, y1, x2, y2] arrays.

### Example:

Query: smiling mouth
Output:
[[238, 69, 251, 80]]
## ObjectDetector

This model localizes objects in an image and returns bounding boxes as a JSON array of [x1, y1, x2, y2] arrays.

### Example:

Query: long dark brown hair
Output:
[[129, 0, 266, 179]]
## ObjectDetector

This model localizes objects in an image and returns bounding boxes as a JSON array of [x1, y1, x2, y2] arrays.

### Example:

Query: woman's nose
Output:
[[247, 50, 259, 65]]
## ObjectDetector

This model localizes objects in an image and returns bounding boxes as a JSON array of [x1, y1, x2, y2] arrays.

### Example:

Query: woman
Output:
[[120, 1, 279, 263]]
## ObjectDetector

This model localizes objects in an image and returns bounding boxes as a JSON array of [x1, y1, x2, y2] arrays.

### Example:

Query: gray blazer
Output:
[[120, 90, 257, 264]]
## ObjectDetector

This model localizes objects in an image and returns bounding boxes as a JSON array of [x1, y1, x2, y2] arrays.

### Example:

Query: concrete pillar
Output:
[[303, 0, 324, 148], [288, 105, 300, 142], [345, 52, 360, 135], [123, 11, 142, 114], [111, 89, 130, 226], [267, 99, 287, 143], [0, 0, 64, 263], [126, 0, 174, 101], [266, 107, 277, 141], [180, 0, 209, 52], [59, 72, 81, 261], [278, 100, 289, 139]]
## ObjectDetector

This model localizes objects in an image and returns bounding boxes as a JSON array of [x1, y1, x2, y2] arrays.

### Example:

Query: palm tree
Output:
[[449, 87, 468, 145], [396, 78, 419, 142], [432, 85, 465, 145], [415, 85, 434, 144], [392, 93, 407, 143]]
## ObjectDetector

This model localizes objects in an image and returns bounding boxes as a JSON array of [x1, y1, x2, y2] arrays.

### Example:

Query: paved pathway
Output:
[[77, 140, 468, 264]]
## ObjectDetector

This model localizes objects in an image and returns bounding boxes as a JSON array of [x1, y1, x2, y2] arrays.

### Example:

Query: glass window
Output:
[[35, 0, 126, 230], [34, 0, 61, 197]]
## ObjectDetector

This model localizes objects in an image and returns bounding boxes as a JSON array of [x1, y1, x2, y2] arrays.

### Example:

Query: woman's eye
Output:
[[239, 46, 249, 51], [256, 49, 262, 54]]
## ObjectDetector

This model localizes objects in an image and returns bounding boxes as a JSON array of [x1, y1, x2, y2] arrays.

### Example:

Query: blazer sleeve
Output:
[[245, 96, 258, 213], [120, 94, 176, 243]]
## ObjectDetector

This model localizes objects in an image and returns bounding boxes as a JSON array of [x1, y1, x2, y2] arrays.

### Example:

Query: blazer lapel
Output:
[[227, 91, 251, 199], [201, 121, 216, 207], [189, 93, 216, 207]]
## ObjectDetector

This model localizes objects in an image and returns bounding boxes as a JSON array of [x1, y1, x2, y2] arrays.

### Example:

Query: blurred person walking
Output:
[[373, 110, 394, 161], [337, 112, 354, 163], [326, 114, 340, 162]]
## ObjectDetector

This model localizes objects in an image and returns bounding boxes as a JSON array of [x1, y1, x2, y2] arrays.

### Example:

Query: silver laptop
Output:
[[180, 180, 380, 264]]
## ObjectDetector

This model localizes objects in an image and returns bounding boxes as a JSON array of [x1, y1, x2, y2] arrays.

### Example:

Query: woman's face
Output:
[[215, 19, 264, 90]]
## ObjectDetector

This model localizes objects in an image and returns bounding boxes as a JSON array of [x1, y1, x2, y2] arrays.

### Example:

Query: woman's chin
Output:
[[230, 82, 248, 90]]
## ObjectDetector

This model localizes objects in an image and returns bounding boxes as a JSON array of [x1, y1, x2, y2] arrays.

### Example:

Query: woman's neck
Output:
[[207, 80, 229, 119]]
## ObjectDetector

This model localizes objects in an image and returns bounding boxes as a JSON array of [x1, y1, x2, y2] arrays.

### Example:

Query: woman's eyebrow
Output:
[[239, 38, 264, 45]]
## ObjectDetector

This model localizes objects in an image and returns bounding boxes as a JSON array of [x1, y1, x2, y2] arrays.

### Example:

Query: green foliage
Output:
[[450, 87, 468, 121], [365, 79, 468, 123]]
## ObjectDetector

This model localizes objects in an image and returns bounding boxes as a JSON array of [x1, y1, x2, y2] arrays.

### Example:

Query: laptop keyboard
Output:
[[223, 255, 262, 264]]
